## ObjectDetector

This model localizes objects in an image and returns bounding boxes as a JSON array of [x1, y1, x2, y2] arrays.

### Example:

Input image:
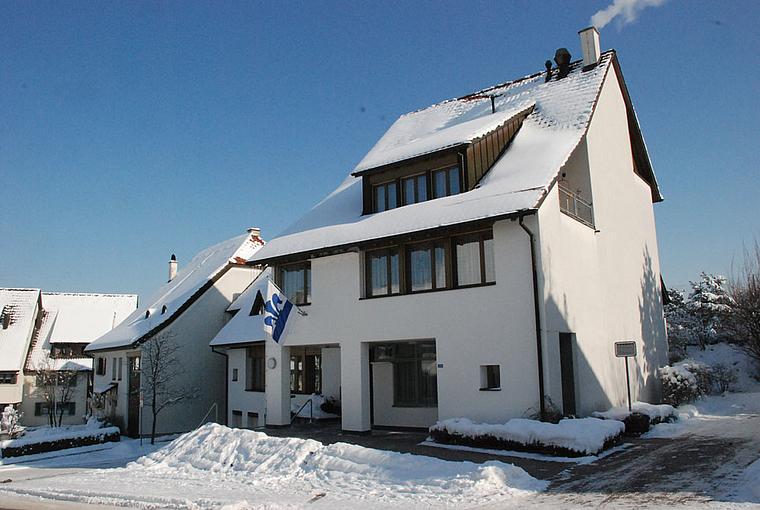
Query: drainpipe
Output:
[[519, 213, 546, 419], [211, 346, 228, 426]]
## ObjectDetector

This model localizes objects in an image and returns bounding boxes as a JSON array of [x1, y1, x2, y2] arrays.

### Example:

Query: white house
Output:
[[22, 292, 138, 426], [85, 229, 264, 437], [0, 288, 137, 427], [228, 29, 668, 432], [0, 289, 42, 411]]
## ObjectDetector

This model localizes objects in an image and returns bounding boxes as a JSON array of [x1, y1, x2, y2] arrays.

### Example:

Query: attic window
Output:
[[161, 305, 167, 315], [145, 310, 151, 319], [249, 291, 265, 316], [1, 306, 11, 329]]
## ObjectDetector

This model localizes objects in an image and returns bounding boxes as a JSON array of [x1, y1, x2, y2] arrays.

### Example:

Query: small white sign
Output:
[[615, 341, 637, 358]]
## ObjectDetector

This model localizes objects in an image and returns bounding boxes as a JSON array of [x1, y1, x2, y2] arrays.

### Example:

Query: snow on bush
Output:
[[429, 417, 625, 456], [1, 422, 120, 458], [1, 406, 23, 438], [660, 360, 713, 406], [592, 401, 677, 423]]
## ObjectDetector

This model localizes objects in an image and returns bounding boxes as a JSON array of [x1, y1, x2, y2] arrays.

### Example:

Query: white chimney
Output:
[[247, 227, 260, 237], [579, 26, 600, 69], [168, 254, 178, 282]]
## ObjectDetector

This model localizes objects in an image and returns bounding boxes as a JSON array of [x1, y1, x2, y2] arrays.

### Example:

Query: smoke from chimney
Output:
[[590, 0, 668, 30]]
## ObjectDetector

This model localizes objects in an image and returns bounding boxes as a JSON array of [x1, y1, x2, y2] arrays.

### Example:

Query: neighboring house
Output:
[[0, 288, 137, 427], [236, 29, 668, 432], [0, 289, 42, 411], [22, 292, 138, 426], [85, 229, 264, 437]]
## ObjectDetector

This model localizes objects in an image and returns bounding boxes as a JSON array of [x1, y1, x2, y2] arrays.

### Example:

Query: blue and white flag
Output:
[[263, 279, 294, 344]]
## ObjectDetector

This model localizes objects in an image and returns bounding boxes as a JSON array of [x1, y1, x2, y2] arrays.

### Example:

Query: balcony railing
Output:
[[558, 184, 594, 227]]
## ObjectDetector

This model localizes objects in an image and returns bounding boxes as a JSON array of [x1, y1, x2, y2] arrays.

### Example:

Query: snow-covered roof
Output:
[[0, 288, 40, 372], [26, 293, 138, 372], [209, 268, 270, 347], [86, 231, 265, 352], [250, 52, 622, 264]]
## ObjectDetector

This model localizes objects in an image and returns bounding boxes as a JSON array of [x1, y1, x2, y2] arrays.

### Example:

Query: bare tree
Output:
[[35, 355, 78, 427], [140, 333, 198, 444], [725, 242, 760, 363]]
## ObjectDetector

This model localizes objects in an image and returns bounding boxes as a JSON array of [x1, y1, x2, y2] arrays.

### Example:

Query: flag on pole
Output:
[[263, 279, 295, 344]]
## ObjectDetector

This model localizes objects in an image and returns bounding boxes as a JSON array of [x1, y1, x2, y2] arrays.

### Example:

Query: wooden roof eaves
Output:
[[610, 54, 663, 203]]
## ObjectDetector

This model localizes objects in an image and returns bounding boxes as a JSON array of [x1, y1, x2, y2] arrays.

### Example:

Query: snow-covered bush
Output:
[[712, 363, 738, 393], [660, 361, 712, 406], [1, 405, 23, 438]]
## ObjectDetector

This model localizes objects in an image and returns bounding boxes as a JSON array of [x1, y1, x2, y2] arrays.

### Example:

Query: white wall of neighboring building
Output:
[[535, 65, 667, 416], [19, 372, 90, 427], [90, 264, 260, 436]]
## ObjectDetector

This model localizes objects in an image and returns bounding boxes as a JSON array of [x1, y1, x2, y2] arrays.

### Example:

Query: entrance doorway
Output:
[[559, 333, 576, 416], [127, 356, 141, 437]]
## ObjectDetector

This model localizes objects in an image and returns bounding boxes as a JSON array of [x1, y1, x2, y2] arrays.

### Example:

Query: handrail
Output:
[[291, 398, 313, 424], [558, 184, 594, 227], [197, 402, 219, 429]]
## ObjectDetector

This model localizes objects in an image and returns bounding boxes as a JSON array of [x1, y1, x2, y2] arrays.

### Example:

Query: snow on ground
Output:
[[0, 423, 546, 509]]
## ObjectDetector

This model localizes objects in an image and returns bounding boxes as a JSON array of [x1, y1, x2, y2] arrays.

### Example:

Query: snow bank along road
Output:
[[0, 392, 758, 509]]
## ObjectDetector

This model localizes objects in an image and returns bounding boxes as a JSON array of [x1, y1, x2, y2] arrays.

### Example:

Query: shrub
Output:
[[622, 412, 651, 435], [711, 363, 738, 393], [660, 361, 712, 406]]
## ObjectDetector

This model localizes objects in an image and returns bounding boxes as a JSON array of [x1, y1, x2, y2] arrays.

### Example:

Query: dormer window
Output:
[[432, 167, 460, 198], [373, 181, 397, 212], [401, 174, 427, 205]]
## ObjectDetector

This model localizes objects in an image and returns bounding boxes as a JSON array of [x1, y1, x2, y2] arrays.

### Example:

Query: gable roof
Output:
[[249, 51, 658, 265], [26, 293, 137, 372], [209, 268, 271, 348], [86, 231, 265, 352], [0, 288, 41, 372]]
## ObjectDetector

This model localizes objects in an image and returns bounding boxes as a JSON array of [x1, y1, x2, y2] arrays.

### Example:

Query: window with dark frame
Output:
[[366, 164, 461, 214], [246, 344, 265, 391], [278, 262, 311, 305], [371, 342, 437, 407], [364, 229, 494, 298], [453, 231, 495, 287], [432, 167, 461, 199], [401, 174, 428, 205], [373, 181, 397, 212], [289, 348, 321, 395], [35, 401, 76, 416], [0, 372, 17, 384], [480, 365, 501, 390], [366, 247, 400, 297], [96, 357, 106, 376]]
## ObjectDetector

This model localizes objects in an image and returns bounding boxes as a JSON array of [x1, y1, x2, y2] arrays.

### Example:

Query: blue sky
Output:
[[1, 1, 758, 301]]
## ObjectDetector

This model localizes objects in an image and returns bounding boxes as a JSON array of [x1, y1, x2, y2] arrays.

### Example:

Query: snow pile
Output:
[[738, 458, 760, 503], [430, 417, 625, 456], [593, 401, 676, 422], [123, 423, 546, 508]]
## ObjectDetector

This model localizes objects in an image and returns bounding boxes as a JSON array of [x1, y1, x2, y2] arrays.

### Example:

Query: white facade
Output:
[[222, 43, 667, 432]]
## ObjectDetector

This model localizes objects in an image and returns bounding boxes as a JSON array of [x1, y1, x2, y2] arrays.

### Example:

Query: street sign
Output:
[[614, 341, 637, 412], [615, 341, 637, 358]]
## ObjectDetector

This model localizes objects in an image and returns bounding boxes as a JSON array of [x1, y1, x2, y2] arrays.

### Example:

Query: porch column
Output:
[[265, 343, 290, 427], [340, 341, 371, 432]]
